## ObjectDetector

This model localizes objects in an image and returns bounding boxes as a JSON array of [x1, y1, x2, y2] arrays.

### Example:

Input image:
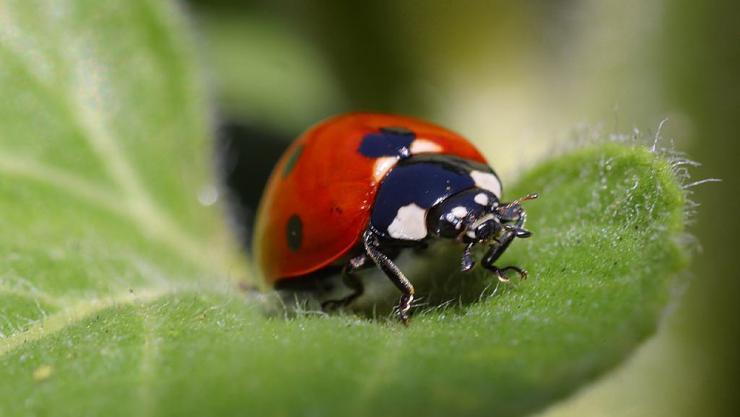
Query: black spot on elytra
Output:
[[358, 126, 416, 158], [282, 144, 304, 177], [286, 214, 303, 251]]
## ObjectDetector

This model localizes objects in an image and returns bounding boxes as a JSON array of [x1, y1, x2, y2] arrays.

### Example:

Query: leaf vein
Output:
[[0, 18, 222, 275], [0, 289, 167, 358]]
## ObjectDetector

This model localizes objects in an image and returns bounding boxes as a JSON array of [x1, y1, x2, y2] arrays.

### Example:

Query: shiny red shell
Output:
[[254, 113, 489, 284]]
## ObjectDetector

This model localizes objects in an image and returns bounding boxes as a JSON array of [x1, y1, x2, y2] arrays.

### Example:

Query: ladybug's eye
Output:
[[475, 220, 499, 240]]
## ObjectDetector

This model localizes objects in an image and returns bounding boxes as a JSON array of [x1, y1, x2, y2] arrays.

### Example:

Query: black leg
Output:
[[481, 231, 528, 282], [483, 231, 515, 265], [321, 257, 366, 311], [363, 231, 415, 324], [461, 242, 475, 272]]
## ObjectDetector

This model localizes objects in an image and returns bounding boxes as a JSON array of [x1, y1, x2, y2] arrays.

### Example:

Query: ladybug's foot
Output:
[[396, 294, 414, 325], [491, 266, 528, 283]]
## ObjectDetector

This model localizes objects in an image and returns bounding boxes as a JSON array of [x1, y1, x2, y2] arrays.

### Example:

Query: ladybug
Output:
[[254, 113, 536, 323]]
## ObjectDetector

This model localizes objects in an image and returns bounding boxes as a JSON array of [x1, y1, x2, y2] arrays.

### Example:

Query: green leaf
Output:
[[0, 2, 690, 417]]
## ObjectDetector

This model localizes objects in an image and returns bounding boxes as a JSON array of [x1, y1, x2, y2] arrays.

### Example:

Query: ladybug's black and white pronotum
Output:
[[254, 113, 537, 323]]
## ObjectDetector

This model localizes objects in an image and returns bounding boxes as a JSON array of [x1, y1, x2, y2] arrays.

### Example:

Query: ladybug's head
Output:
[[426, 189, 538, 270], [489, 193, 539, 239]]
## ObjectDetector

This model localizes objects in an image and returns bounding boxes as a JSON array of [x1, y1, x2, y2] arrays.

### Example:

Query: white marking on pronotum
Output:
[[410, 139, 442, 154], [474, 192, 489, 206], [451, 206, 468, 218], [388, 203, 428, 240], [470, 171, 502, 198], [373, 156, 398, 181]]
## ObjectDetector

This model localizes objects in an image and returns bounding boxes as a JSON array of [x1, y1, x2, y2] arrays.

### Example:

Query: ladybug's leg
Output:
[[481, 231, 528, 282], [321, 257, 366, 311], [461, 242, 476, 272], [363, 231, 415, 324]]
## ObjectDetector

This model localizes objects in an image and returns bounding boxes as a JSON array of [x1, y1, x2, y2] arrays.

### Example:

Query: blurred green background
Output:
[[189, 1, 738, 415]]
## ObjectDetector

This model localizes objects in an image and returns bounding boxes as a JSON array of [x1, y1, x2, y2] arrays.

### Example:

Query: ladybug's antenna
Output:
[[508, 193, 539, 207], [496, 193, 538, 219]]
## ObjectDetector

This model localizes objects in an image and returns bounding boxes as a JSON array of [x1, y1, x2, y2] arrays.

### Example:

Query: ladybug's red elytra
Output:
[[254, 113, 537, 323]]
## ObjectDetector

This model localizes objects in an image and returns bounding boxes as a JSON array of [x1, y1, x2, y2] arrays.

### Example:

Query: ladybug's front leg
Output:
[[362, 230, 415, 325], [481, 231, 528, 282]]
